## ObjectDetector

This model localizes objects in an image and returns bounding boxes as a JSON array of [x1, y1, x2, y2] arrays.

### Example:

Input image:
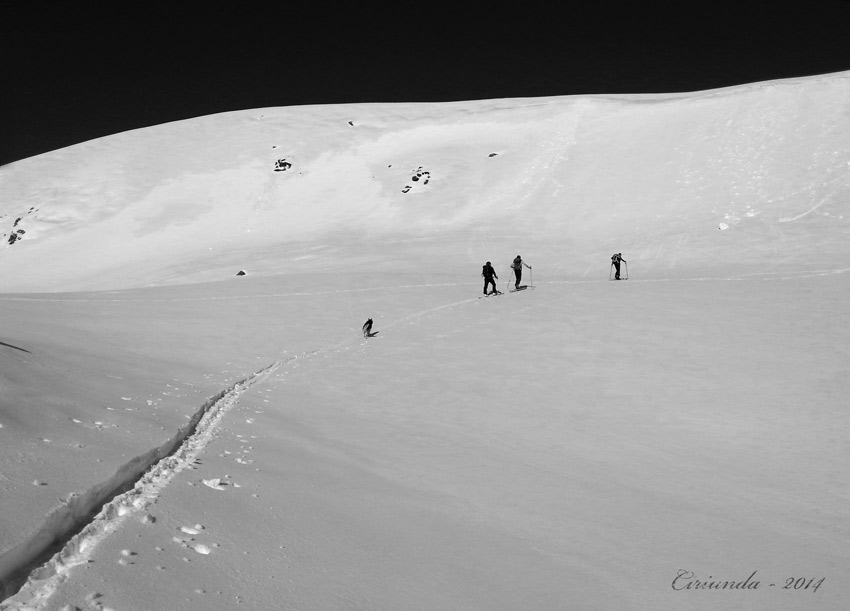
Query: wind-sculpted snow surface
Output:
[[1, 72, 849, 291]]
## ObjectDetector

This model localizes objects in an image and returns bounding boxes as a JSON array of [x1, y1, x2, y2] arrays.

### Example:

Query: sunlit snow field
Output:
[[1, 71, 849, 610]]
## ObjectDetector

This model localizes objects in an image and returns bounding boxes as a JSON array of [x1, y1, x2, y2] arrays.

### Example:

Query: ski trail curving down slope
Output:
[[0, 360, 288, 608]]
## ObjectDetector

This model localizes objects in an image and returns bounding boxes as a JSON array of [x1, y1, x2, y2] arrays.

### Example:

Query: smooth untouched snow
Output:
[[1, 71, 849, 610]]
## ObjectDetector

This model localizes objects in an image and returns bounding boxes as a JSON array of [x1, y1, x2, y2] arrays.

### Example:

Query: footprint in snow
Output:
[[172, 524, 215, 556], [203, 478, 227, 490], [84, 592, 116, 611], [118, 549, 136, 565]]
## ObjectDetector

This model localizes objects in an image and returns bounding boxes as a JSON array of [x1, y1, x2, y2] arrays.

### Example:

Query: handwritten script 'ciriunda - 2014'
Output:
[[672, 570, 825, 593]]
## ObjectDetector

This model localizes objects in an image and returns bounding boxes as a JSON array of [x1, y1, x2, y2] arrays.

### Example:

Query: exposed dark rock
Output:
[[402, 166, 431, 192]]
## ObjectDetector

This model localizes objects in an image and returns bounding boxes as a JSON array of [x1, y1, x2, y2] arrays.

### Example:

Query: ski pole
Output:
[[609, 263, 613, 281], [624, 261, 628, 280]]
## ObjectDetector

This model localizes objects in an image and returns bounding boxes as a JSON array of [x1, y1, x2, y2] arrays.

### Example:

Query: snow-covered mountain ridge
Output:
[[2, 71, 848, 293]]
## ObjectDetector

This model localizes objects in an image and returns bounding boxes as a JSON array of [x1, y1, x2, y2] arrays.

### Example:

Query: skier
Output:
[[611, 253, 626, 280], [362, 318, 374, 337], [510, 255, 531, 290], [482, 261, 499, 295]]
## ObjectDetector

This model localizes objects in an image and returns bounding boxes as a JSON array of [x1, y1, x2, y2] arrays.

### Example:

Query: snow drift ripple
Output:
[[0, 360, 281, 608]]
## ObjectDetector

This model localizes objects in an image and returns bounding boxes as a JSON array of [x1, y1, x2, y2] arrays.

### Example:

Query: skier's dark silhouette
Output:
[[511, 255, 531, 289], [482, 261, 499, 295], [611, 253, 626, 280]]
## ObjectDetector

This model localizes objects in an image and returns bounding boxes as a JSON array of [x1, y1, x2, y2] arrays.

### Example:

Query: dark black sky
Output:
[[4, 3, 850, 166]]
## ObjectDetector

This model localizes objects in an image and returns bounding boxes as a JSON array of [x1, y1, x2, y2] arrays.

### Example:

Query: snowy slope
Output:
[[1, 72, 849, 610], [2, 72, 849, 292]]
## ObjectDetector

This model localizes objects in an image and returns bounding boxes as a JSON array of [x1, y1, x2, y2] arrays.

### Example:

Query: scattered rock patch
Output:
[[402, 167, 431, 194], [3, 207, 37, 246]]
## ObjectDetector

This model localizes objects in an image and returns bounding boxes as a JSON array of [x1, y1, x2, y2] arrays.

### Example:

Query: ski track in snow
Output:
[[777, 172, 849, 223], [0, 287, 509, 608], [0, 359, 290, 609], [0, 275, 537, 607]]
